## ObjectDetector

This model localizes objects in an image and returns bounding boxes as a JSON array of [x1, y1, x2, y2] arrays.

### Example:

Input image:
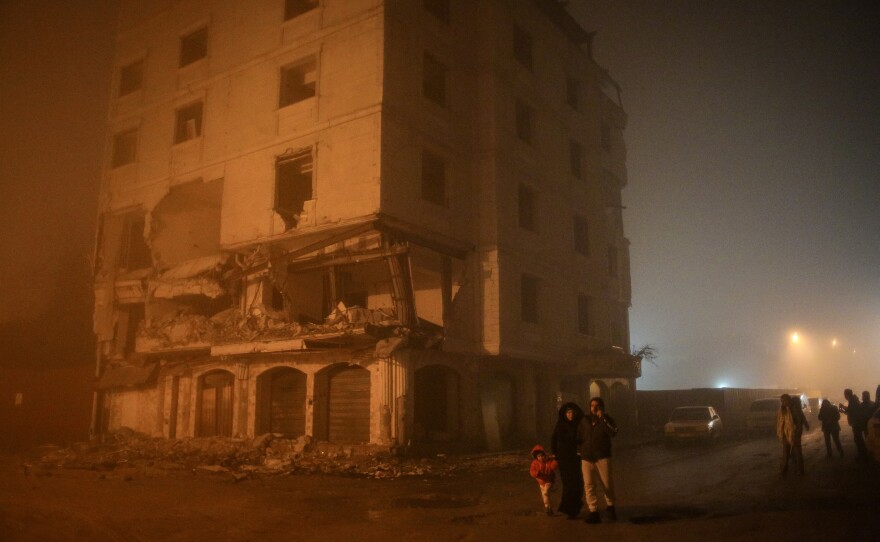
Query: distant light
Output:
[[831, 338, 838, 347], [791, 332, 799, 344], [716, 381, 728, 388]]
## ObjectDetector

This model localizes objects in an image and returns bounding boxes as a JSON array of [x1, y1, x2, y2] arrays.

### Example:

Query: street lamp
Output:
[[791, 332, 799, 344]]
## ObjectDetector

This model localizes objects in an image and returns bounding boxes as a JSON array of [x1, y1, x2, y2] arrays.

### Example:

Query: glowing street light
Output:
[[791, 332, 799, 344], [831, 338, 838, 347]]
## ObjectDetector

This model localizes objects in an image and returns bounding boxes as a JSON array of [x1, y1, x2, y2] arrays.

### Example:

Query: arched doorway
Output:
[[413, 364, 460, 441], [589, 380, 609, 403], [256, 367, 307, 437], [321, 365, 371, 443], [197, 370, 234, 437]]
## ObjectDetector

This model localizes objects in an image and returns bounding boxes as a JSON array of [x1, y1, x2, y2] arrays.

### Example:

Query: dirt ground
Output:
[[1, 433, 879, 542]]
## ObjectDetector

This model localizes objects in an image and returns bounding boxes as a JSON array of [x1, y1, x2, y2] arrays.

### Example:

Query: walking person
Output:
[[838, 388, 869, 461], [529, 445, 558, 516], [777, 394, 796, 477], [577, 397, 618, 524], [788, 395, 809, 474], [818, 398, 844, 458], [861, 391, 876, 439], [551, 402, 584, 519]]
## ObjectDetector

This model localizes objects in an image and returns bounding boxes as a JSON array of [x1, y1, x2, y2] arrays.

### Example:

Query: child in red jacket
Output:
[[530, 444, 559, 515]]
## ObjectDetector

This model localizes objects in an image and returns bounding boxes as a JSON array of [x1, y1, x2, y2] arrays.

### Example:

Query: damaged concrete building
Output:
[[92, 0, 639, 451]]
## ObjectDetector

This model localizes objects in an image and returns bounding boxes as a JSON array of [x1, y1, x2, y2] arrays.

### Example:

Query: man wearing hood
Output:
[[577, 396, 618, 524], [551, 402, 584, 519]]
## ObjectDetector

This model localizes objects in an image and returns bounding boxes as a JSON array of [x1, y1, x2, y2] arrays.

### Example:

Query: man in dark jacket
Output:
[[577, 396, 618, 524], [839, 388, 868, 460]]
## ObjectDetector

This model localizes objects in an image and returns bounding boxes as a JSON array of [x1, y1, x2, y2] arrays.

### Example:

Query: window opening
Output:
[[423, 0, 450, 23], [174, 101, 203, 143], [423, 52, 447, 107], [112, 129, 138, 167], [275, 149, 313, 229], [285, 0, 318, 20], [280, 57, 317, 107], [119, 60, 143, 96], [180, 27, 207, 67], [513, 24, 533, 70]]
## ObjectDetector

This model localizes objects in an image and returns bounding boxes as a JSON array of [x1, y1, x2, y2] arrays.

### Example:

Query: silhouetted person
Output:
[[551, 402, 584, 519], [861, 391, 876, 438], [818, 399, 843, 458], [777, 394, 806, 476], [839, 388, 868, 461]]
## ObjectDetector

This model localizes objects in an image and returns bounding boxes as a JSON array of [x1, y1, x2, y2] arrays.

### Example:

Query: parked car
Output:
[[664, 406, 722, 444], [867, 405, 880, 463], [747, 395, 810, 433], [746, 398, 780, 432]]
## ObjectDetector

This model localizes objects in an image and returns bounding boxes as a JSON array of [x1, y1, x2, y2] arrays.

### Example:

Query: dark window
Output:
[[174, 101, 203, 143], [600, 120, 612, 152], [608, 244, 618, 277], [423, 0, 450, 23], [421, 149, 446, 205], [179, 27, 207, 67], [515, 100, 533, 144], [119, 60, 143, 96], [521, 274, 539, 323], [275, 149, 313, 229], [518, 184, 536, 231], [280, 57, 317, 107], [569, 140, 583, 179], [423, 52, 447, 107], [119, 214, 152, 270], [577, 294, 591, 335], [573, 215, 590, 256], [112, 129, 138, 167], [285, 0, 317, 20], [566, 77, 579, 109], [513, 24, 532, 70]]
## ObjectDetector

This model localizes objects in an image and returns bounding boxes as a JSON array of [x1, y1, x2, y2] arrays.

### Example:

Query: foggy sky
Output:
[[1, 1, 878, 397], [576, 0, 880, 395]]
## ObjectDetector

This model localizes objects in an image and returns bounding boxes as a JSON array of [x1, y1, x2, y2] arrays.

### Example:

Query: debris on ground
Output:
[[32, 429, 526, 481]]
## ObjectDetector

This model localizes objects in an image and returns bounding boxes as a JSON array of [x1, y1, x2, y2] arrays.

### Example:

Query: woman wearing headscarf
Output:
[[551, 402, 584, 519]]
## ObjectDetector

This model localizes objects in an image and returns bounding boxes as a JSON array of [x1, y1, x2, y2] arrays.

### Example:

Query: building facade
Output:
[[92, 0, 638, 450]]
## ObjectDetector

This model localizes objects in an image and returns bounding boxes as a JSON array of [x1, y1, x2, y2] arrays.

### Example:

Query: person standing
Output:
[[551, 402, 584, 519], [577, 397, 618, 524], [818, 398, 844, 458], [788, 395, 809, 474], [777, 394, 795, 477], [839, 388, 868, 461], [861, 391, 876, 439]]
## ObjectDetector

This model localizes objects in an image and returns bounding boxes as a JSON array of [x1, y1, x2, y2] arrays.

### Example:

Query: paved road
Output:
[[1, 428, 878, 541]]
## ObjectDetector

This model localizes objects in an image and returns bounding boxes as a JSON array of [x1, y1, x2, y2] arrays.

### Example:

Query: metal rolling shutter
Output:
[[328, 366, 370, 443]]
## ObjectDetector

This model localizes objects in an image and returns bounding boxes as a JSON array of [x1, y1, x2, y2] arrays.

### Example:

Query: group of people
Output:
[[777, 385, 879, 476], [529, 397, 618, 524]]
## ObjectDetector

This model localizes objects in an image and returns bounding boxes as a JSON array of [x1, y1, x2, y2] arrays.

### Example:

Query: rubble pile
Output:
[[139, 302, 400, 348], [33, 429, 525, 481]]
